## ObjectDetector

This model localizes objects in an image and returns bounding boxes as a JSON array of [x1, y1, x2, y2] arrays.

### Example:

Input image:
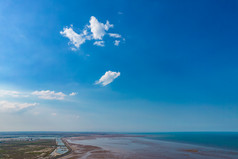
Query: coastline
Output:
[[59, 138, 116, 159], [59, 134, 238, 159]]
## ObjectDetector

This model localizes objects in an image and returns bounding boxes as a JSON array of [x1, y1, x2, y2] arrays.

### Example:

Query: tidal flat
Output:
[[61, 134, 238, 159]]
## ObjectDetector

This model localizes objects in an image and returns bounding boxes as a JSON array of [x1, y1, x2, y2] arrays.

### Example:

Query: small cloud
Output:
[[118, 11, 123, 15], [95, 71, 120, 86], [32, 90, 66, 100], [108, 33, 121, 38], [93, 41, 105, 47], [75, 115, 80, 119], [89, 16, 113, 40], [71, 47, 77, 51], [51, 112, 57, 116], [69, 92, 77, 96], [0, 100, 37, 112], [60, 26, 90, 50], [114, 40, 120, 46]]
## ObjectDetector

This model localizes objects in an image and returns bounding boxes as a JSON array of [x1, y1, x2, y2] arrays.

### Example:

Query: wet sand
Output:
[[60, 135, 238, 159], [60, 137, 116, 159]]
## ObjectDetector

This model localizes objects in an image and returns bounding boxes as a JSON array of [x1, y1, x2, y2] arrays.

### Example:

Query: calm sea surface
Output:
[[131, 132, 238, 151]]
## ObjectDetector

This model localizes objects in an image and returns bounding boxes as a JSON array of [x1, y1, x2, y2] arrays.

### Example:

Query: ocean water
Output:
[[68, 135, 238, 159], [134, 132, 238, 151]]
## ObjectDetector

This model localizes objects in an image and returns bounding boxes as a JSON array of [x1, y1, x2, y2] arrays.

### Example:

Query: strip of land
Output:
[[59, 138, 116, 159]]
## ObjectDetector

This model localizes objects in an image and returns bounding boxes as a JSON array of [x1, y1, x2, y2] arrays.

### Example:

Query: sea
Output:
[[130, 132, 238, 151]]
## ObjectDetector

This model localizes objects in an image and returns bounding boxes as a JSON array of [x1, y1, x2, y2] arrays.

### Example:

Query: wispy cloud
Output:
[[0, 89, 72, 101], [69, 92, 77, 96], [108, 33, 121, 38], [96, 71, 120, 86], [0, 100, 37, 112], [93, 41, 105, 47], [32, 90, 66, 100], [0, 90, 28, 98], [60, 16, 124, 50], [114, 40, 120, 46]]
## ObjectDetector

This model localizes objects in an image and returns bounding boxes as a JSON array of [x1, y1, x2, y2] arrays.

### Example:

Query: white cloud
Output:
[[114, 40, 120, 46], [0, 101, 37, 112], [71, 47, 77, 51], [60, 26, 89, 50], [108, 33, 121, 38], [69, 92, 77, 96], [89, 16, 113, 40], [93, 41, 105, 47], [96, 71, 120, 86], [61, 16, 123, 50], [0, 90, 28, 98], [0, 90, 20, 97], [32, 90, 66, 100]]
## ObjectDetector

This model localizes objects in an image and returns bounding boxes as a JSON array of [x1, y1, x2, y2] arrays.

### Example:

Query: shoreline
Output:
[[59, 138, 116, 159], [59, 134, 238, 159]]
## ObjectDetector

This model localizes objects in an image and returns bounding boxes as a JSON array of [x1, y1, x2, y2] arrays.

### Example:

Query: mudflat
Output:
[[60, 135, 238, 159]]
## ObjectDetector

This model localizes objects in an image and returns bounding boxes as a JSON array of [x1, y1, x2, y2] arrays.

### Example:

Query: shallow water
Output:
[[138, 132, 238, 151], [50, 138, 68, 156], [68, 137, 238, 159]]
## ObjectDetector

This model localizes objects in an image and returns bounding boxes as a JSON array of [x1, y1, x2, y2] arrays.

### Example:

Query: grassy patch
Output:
[[0, 139, 56, 159]]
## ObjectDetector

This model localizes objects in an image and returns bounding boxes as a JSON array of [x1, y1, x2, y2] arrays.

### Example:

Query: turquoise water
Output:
[[68, 135, 238, 159], [55, 138, 68, 154], [56, 147, 68, 154], [49, 138, 68, 156], [133, 132, 238, 151]]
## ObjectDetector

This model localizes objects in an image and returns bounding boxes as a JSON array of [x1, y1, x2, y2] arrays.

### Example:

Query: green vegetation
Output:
[[0, 139, 56, 159]]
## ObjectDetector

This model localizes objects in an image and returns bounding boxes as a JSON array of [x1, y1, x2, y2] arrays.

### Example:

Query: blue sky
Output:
[[0, 0, 238, 132]]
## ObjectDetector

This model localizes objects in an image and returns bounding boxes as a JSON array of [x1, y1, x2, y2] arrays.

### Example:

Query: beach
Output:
[[59, 134, 238, 159]]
